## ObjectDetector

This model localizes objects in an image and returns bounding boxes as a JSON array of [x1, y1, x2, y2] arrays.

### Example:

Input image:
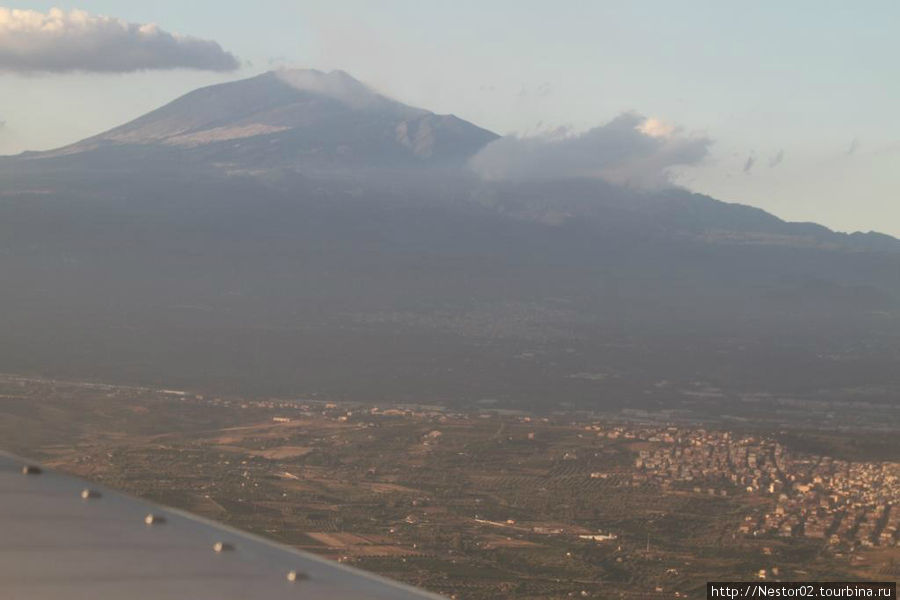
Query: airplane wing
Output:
[[0, 451, 445, 600]]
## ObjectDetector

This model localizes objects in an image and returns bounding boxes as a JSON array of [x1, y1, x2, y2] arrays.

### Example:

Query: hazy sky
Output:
[[1, 1, 898, 235]]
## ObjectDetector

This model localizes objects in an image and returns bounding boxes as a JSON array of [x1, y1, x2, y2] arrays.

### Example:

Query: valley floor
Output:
[[1, 374, 898, 599]]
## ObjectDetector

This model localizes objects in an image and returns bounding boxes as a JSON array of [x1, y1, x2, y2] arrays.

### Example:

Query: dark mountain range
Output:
[[1, 70, 898, 410]]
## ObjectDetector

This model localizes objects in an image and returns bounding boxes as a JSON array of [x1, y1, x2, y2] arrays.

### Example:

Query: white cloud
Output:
[[469, 113, 711, 189], [637, 118, 675, 138], [275, 68, 379, 109], [0, 8, 238, 73]]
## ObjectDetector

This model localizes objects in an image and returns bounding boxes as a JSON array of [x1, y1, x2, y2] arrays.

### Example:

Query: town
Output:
[[633, 429, 900, 549], [1, 374, 898, 598]]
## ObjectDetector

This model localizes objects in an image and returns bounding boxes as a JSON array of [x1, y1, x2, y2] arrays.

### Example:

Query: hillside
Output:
[[33, 69, 498, 171], [0, 70, 898, 408]]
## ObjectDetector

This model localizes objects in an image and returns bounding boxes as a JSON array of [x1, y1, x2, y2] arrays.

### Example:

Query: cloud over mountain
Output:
[[468, 113, 711, 189], [0, 8, 238, 73]]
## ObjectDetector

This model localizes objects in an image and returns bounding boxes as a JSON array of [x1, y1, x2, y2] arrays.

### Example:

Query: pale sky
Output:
[[1, 1, 898, 235]]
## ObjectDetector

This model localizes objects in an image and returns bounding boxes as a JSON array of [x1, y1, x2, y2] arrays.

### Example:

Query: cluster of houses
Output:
[[624, 427, 899, 549]]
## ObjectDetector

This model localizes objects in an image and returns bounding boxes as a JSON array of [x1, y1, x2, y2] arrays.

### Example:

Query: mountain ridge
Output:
[[33, 69, 499, 169], [0, 69, 898, 406], [8, 68, 895, 250]]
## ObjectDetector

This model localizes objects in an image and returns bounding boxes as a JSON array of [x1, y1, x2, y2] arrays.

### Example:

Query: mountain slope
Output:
[[39, 69, 499, 170], [0, 70, 898, 408], [8, 69, 894, 253]]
